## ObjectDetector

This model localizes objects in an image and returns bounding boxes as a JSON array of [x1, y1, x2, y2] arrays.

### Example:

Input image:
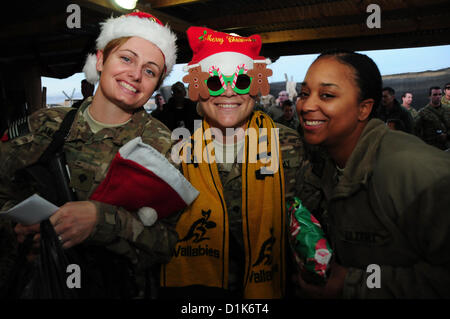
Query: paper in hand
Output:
[[0, 194, 59, 225]]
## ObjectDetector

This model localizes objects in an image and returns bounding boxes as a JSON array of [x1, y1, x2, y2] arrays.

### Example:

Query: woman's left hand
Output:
[[294, 261, 348, 299], [50, 201, 98, 249]]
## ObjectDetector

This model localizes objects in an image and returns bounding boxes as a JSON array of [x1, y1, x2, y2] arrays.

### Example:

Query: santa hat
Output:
[[83, 11, 177, 84], [184, 26, 271, 75], [90, 137, 199, 225]]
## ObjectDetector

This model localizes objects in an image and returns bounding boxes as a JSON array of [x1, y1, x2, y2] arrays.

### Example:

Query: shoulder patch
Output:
[[7, 116, 31, 140]]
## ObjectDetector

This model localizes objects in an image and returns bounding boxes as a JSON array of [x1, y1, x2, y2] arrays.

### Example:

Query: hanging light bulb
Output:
[[114, 0, 137, 10]]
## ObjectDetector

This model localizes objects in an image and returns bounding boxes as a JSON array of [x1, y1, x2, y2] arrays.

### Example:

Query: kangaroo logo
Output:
[[179, 209, 216, 243], [252, 228, 276, 267]]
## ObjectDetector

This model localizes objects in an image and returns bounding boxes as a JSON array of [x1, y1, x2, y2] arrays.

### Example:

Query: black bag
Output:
[[21, 219, 80, 299]]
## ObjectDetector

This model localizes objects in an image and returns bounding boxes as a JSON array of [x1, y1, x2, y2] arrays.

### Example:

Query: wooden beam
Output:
[[260, 31, 450, 58], [142, 0, 202, 8], [0, 37, 92, 60], [77, 0, 192, 33], [77, 0, 128, 15], [258, 15, 450, 44], [199, 0, 449, 31], [136, 3, 192, 33], [0, 14, 67, 39]]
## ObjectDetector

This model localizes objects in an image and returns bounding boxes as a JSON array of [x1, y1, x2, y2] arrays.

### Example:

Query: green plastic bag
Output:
[[288, 197, 332, 284]]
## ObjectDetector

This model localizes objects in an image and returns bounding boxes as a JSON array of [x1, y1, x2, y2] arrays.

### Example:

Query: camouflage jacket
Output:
[[216, 122, 307, 295], [0, 99, 180, 296], [299, 119, 450, 298], [375, 100, 414, 134], [441, 96, 450, 108], [275, 116, 300, 131], [415, 103, 450, 150], [266, 104, 284, 121], [402, 105, 419, 120]]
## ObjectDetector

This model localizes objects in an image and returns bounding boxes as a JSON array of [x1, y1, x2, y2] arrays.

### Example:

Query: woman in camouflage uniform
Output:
[[294, 50, 450, 298], [0, 12, 179, 298]]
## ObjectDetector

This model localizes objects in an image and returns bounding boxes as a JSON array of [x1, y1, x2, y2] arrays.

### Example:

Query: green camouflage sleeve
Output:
[[88, 200, 181, 266], [0, 107, 70, 210], [294, 144, 330, 218], [276, 123, 326, 215], [0, 108, 71, 293], [86, 117, 181, 267], [140, 117, 174, 157], [277, 123, 305, 204]]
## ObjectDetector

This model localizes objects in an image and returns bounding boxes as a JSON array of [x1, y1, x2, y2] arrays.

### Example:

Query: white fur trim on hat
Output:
[[82, 53, 100, 85], [83, 14, 177, 84], [198, 52, 253, 76]]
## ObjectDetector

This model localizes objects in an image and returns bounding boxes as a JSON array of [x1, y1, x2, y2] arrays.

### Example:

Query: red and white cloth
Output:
[[184, 26, 271, 75], [90, 137, 199, 225], [82, 11, 177, 84]]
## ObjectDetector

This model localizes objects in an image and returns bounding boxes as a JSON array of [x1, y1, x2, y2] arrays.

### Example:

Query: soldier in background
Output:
[[0, 12, 179, 298], [267, 90, 290, 120], [259, 93, 276, 111], [71, 79, 95, 109], [151, 93, 167, 122], [162, 81, 201, 135], [375, 87, 414, 134], [275, 100, 300, 130], [415, 86, 450, 150], [441, 82, 450, 107], [401, 91, 418, 119]]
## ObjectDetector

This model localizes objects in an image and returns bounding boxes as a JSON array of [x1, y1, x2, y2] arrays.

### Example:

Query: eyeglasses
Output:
[[206, 66, 252, 96]]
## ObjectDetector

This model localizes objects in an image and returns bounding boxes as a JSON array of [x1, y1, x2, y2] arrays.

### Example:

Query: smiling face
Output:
[[199, 82, 255, 133], [96, 36, 165, 112], [296, 57, 372, 149]]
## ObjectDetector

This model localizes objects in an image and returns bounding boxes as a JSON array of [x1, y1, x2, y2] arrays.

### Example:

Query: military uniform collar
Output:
[[78, 96, 93, 113], [329, 119, 388, 199], [66, 98, 149, 145], [425, 103, 442, 110]]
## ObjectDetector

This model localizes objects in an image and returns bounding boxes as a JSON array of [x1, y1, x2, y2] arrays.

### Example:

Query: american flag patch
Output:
[[7, 116, 30, 140]]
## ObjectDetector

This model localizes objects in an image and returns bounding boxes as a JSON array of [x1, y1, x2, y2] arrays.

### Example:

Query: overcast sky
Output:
[[43, 44, 450, 104]]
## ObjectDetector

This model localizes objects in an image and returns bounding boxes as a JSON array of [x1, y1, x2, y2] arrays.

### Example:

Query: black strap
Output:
[[38, 108, 78, 163]]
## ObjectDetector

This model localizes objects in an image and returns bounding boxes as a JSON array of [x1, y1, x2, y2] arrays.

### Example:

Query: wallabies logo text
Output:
[[249, 228, 279, 283], [173, 209, 220, 259]]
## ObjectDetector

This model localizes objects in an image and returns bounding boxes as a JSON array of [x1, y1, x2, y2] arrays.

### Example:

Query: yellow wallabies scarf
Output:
[[161, 111, 286, 298]]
